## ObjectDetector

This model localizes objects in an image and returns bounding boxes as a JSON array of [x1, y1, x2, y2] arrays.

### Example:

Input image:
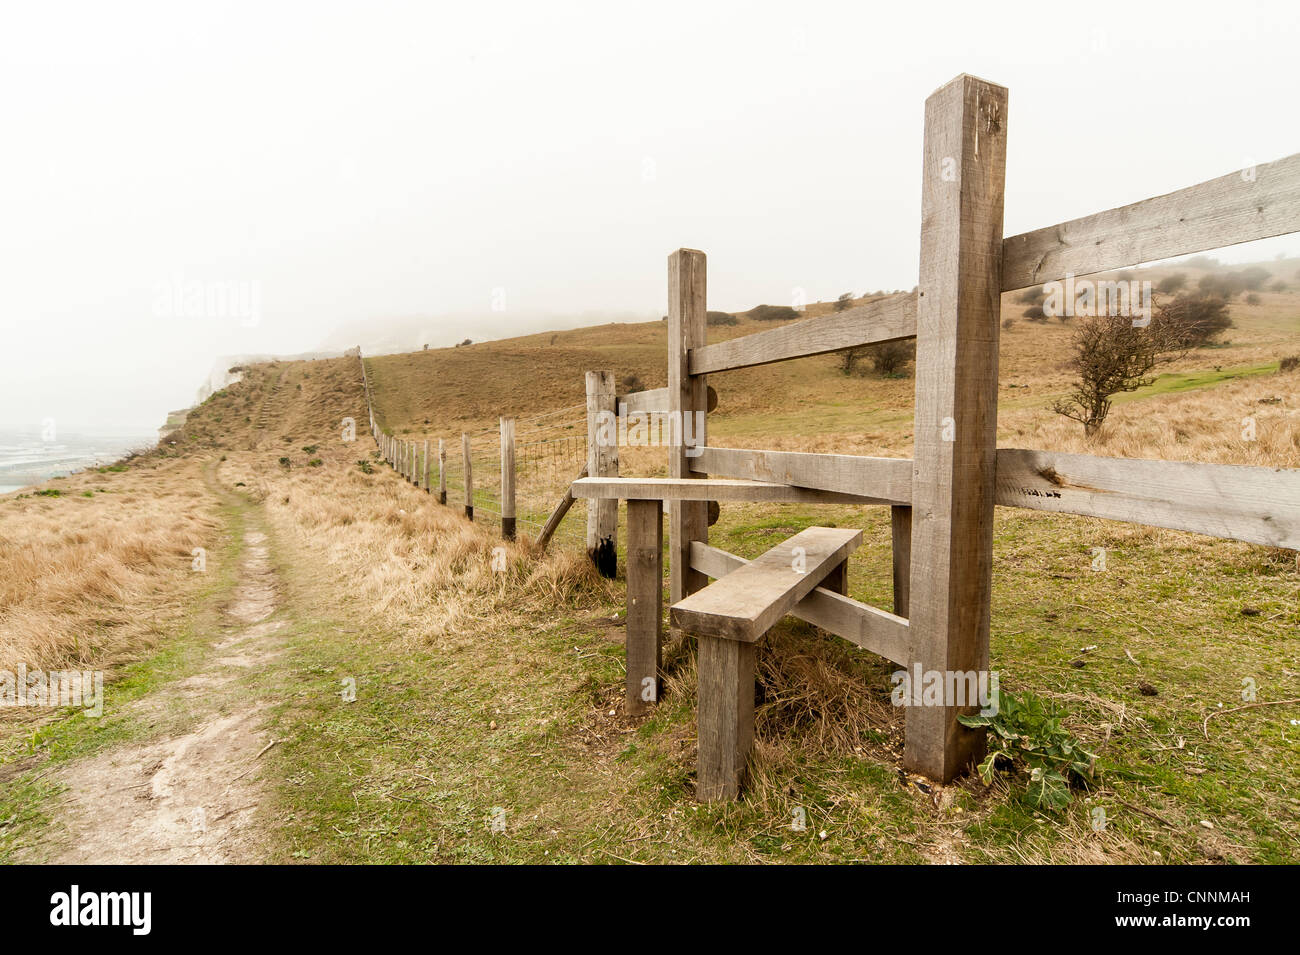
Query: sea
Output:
[[0, 431, 158, 494]]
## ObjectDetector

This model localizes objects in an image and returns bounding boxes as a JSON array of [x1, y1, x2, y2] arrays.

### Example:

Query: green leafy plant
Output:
[[302, 445, 319, 454], [356, 459, 374, 474], [34, 489, 62, 498], [278, 457, 292, 469], [959, 689, 1097, 809], [308, 458, 323, 468]]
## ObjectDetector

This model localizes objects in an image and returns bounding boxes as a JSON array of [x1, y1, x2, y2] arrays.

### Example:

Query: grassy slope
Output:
[[2, 259, 1298, 864]]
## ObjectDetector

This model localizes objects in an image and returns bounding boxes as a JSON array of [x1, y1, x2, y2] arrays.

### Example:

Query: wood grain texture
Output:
[[905, 74, 1008, 783], [423, 440, 431, 492], [668, 249, 710, 605], [1003, 152, 1300, 290], [671, 526, 862, 642], [995, 449, 1300, 549], [689, 541, 909, 666], [625, 499, 663, 715], [619, 387, 668, 416], [696, 446, 911, 505], [696, 635, 755, 803], [572, 476, 881, 504], [689, 291, 918, 375]]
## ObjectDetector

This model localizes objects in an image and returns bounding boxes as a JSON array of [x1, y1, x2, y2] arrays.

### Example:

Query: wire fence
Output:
[[360, 352, 589, 552]]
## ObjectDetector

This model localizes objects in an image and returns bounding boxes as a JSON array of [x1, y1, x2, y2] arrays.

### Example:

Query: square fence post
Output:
[[905, 74, 1008, 783]]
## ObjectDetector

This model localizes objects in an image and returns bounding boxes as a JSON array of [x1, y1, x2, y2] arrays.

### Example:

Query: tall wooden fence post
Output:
[[905, 74, 1008, 783], [668, 248, 709, 605], [500, 417, 516, 540], [438, 438, 447, 504], [585, 370, 618, 577], [423, 440, 431, 492], [462, 432, 474, 521]]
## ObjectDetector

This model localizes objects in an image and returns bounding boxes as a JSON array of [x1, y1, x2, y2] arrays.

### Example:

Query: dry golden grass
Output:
[[0, 456, 221, 672], [217, 442, 612, 646]]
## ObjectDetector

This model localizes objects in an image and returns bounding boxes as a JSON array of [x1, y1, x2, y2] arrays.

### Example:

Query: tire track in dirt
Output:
[[36, 514, 287, 864]]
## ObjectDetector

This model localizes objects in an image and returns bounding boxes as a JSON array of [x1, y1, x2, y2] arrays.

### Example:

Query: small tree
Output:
[[866, 339, 916, 375], [837, 347, 865, 376], [1052, 314, 1185, 436], [834, 292, 855, 312], [1156, 272, 1186, 294], [1157, 293, 1232, 348]]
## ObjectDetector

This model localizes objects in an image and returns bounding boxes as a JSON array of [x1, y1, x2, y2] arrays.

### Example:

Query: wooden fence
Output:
[[572, 73, 1300, 799], [356, 351, 602, 554]]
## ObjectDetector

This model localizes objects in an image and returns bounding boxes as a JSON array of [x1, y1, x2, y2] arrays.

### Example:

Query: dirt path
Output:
[[39, 516, 286, 864]]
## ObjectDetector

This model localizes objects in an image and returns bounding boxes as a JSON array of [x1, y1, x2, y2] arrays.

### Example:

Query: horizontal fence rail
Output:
[[689, 291, 918, 375], [695, 446, 912, 506], [995, 448, 1300, 550], [1002, 151, 1300, 290]]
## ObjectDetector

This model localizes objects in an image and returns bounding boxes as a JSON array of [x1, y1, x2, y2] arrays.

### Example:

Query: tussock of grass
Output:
[[0, 458, 221, 671]]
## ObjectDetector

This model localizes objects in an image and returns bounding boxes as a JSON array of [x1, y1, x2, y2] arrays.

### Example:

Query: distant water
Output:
[[0, 431, 157, 493]]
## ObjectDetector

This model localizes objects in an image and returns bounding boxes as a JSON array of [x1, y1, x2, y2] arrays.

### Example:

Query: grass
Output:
[[0, 258, 1297, 863]]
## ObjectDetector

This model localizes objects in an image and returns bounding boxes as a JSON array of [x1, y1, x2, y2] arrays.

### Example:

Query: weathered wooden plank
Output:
[[671, 526, 862, 643], [585, 371, 618, 576], [995, 449, 1300, 549], [619, 387, 668, 416], [500, 417, 516, 541], [696, 446, 911, 505], [689, 541, 908, 666], [423, 439, 431, 492], [1002, 151, 1300, 290], [536, 463, 586, 551], [625, 499, 663, 715], [696, 635, 754, 803], [906, 74, 1008, 783], [668, 249, 710, 605], [689, 291, 918, 375], [572, 476, 880, 505]]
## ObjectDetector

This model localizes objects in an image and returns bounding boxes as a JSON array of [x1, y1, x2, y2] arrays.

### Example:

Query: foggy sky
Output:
[[2, 0, 1297, 433]]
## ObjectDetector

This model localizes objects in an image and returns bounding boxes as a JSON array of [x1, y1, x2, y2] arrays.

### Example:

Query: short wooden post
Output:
[[625, 499, 663, 715], [668, 249, 709, 605], [423, 440, 431, 492], [500, 417, 516, 540], [891, 505, 911, 616], [438, 439, 447, 505], [462, 432, 474, 521], [697, 637, 755, 802], [905, 74, 1008, 783], [585, 370, 618, 577]]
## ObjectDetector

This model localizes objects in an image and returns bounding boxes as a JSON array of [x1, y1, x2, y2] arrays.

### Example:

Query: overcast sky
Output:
[[2, 0, 1297, 433]]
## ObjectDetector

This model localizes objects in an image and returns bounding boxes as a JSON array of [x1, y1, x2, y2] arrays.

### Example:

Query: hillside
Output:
[[3, 255, 1298, 866]]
